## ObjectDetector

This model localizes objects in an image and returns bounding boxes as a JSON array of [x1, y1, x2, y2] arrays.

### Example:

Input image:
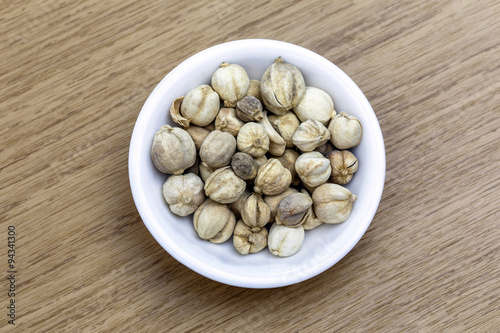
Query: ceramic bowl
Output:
[[128, 39, 385, 288]]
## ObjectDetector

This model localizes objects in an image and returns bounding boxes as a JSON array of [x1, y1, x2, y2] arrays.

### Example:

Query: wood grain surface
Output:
[[1, 0, 499, 331]]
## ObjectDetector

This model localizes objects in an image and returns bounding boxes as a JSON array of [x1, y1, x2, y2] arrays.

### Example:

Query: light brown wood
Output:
[[1, 0, 499, 331]]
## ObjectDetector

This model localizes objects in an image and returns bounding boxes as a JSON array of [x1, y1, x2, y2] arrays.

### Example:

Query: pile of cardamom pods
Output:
[[151, 57, 362, 257]]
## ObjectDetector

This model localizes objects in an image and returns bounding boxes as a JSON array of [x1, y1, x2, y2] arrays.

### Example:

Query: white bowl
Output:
[[129, 39, 385, 288]]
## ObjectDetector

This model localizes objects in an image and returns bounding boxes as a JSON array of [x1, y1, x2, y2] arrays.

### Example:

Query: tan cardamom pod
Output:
[[151, 125, 196, 174], [236, 95, 264, 122], [241, 193, 271, 229], [233, 220, 268, 255], [254, 159, 292, 195], [327, 150, 359, 185], [260, 57, 306, 115], [276, 192, 313, 227]]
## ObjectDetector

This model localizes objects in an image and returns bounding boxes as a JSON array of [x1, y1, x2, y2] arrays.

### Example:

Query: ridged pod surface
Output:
[[260, 57, 306, 115]]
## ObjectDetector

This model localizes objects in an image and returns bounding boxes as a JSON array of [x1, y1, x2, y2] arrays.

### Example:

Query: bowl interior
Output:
[[129, 39, 385, 288]]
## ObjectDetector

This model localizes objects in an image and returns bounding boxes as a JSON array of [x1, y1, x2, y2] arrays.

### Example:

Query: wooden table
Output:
[[1, 0, 499, 331]]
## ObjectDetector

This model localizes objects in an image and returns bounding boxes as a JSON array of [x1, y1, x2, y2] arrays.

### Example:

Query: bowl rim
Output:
[[129, 39, 386, 288]]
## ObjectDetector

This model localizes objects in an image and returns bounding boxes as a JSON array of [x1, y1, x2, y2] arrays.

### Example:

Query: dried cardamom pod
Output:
[[327, 150, 359, 185], [269, 112, 300, 148], [276, 192, 312, 227], [312, 184, 357, 224], [162, 173, 205, 216], [171, 85, 220, 127], [199, 130, 237, 168], [328, 112, 362, 149], [193, 199, 236, 243], [254, 159, 292, 195], [292, 119, 330, 152], [233, 220, 268, 255], [215, 108, 244, 136], [231, 152, 258, 180], [236, 95, 264, 122], [292, 87, 336, 125], [204, 166, 246, 204], [295, 151, 331, 187], [260, 57, 306, 115], [211, 62, 249, 107], [241, 193, 271, 229], [237, 122, 270, 157], [151, 125, 196, 174], [268, 223, 304, 257]]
